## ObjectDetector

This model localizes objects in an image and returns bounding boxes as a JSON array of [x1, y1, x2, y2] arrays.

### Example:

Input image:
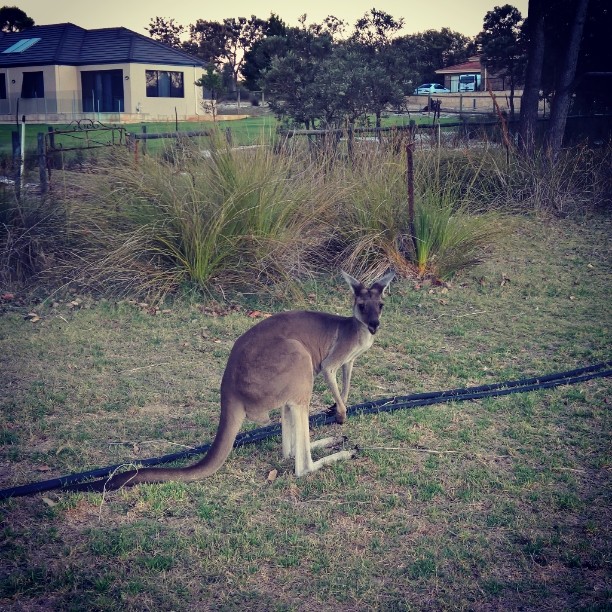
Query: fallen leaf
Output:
[[1, 292, 15, 301], [24, 312, 40, 322], [267, 469, 278, 482], [42, 497, 57, 507], [37, 465, 52, 472]]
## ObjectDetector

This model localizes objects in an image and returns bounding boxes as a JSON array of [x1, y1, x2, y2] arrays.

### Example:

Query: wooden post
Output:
[[38, 133, 48, 195], [141, 125, 147, 156], [406, 130, 417, 257]]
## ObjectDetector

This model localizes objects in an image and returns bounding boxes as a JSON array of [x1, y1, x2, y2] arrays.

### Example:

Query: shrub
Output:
[[58, 135, 341, 298], [329, 145, 506, 281], [0, 188, 65, 284]]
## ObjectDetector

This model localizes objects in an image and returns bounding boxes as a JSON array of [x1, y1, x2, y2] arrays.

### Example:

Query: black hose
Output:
[[0, 362, 609, 500]]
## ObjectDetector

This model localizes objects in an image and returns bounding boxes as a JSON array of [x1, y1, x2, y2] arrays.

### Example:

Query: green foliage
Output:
[[0, 6, 34, 32], [0, 189, 66, 284], [259, 16, 472, 128], [58, 133, 338, 297], [329, 146, 505, 280], [477, 4, 526, 119]]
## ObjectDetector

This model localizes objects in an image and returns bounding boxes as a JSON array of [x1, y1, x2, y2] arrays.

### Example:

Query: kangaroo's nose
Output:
[[368, 320, 380, 334]]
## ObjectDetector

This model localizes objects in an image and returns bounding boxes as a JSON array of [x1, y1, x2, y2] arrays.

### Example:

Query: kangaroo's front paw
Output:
[[325, 402, 347, 424], [325, 403, 337, 416]]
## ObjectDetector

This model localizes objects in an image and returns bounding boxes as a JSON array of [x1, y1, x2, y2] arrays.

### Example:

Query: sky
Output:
[[14, 0, 528, 38]]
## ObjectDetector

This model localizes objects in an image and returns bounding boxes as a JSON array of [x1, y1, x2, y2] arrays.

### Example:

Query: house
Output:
[[435, 55, 506, 93], [0, 23, 207, 123]]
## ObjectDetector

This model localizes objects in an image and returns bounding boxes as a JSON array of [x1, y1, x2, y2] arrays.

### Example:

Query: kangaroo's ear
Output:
[[341, 270, 363, 294], [371, 271, 395, 295]]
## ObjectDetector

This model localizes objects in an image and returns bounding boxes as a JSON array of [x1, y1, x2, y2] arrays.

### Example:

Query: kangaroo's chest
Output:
[[318, 325, 374, 372]]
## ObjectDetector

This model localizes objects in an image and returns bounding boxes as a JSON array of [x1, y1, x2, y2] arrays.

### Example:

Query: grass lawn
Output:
[[0, 216, 610, 609]]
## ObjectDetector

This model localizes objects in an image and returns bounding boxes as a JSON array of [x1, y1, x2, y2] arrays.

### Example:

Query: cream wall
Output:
[[126, 63, 205, 119]]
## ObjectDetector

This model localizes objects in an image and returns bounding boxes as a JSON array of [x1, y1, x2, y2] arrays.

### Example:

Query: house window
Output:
[[0, 74, 6, 99], [21, 71, 44, 98], [146, 70, 184, 98]]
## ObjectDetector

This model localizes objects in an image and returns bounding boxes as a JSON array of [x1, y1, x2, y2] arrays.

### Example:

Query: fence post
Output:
[[38, 133, 48, 196], [405, 134, 417, 258], [141, 125, 147, 156]]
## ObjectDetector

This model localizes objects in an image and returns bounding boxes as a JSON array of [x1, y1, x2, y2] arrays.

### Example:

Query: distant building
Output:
[[0, 22, 207, 122], [435, 55, 506, 92]]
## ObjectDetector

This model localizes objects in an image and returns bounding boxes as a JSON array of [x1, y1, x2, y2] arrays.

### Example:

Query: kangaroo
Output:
[[75, 270, 394, 491]]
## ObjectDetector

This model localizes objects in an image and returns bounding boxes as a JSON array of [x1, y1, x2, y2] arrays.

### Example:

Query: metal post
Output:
[[12, 130, 20, 200], [20, 115, 26, 193]]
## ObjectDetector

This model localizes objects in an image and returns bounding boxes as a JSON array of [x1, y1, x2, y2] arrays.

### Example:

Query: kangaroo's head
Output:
[[342, 270, 395, 335]]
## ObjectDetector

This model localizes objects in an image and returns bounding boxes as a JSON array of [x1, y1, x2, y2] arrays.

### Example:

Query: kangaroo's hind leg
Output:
[[289, 403, 356, 477]]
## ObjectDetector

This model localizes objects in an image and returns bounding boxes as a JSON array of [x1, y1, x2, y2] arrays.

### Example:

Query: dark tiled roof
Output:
[[0, 22, 204, 68]]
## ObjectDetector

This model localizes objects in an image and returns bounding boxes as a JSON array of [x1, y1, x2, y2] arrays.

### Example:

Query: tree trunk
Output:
[[545, 0, 590, 155], [519, 0, 546, 154]]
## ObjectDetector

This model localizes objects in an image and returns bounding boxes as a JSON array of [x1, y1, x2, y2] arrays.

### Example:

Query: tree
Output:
[[351, 8, 403, 48], [349, 10, 405, 127], [187, 20, 227, 66], [392, 28, 473, 86], [544, 0, 590, 154], [188, 16, 265, 93], [147, 17, 185, 48], [195, 65, 225, 120], [241, 14, 289, 90], [478, 4, 526, 120], [260, 27, 335, 128], [518, 0, 607, 154], [518, 0, 546, 153], [0, 6, 34, 32]]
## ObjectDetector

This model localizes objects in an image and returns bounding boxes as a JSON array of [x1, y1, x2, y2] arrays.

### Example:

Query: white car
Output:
[[413, 83, 451, 95]]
